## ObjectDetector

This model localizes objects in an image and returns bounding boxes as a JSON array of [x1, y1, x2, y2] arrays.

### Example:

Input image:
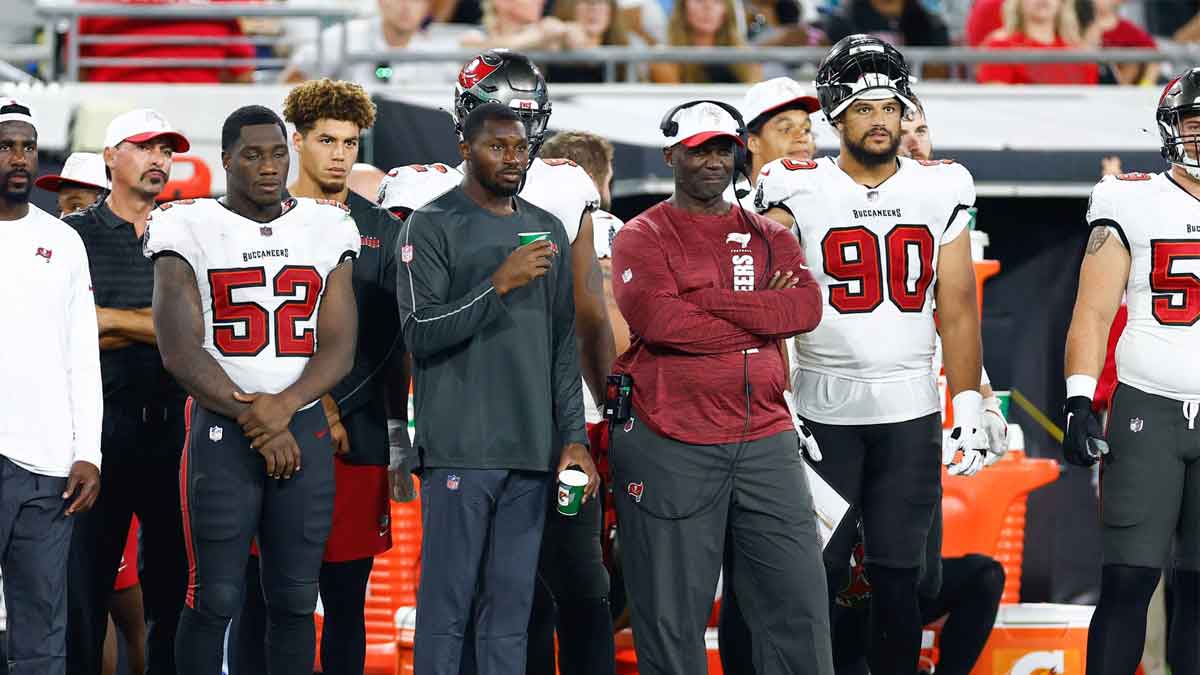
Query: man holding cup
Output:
[[396, 102, 598, 675]]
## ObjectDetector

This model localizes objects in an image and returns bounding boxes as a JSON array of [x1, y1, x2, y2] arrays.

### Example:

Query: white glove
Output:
[[981, 396, 1008, 467], [388, 418, 417, 502], [943, 391, 989, 476], [785, 395, 822, 462]]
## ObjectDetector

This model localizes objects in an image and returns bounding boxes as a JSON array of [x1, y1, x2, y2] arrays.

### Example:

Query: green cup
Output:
[[556, 469, 588, 517], [519, 231, 551, 246], [993, 390, 1011, 420]]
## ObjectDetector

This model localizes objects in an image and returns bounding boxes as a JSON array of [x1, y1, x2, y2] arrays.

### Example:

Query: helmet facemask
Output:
[[1159, 105, 1200, 180]]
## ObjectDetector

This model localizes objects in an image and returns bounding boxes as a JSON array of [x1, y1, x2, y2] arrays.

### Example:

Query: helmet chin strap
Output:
[[1176, 162, 1200, 181]]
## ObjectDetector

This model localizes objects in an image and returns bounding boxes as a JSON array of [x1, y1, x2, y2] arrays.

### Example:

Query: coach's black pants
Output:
[[66, 394, 188, 675], [414, 468, 549, 675], [174, 400, 335, 675], [610, 417, 832, 675]]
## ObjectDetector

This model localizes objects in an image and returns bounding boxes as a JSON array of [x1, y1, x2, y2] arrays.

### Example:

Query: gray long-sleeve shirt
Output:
[[396, 186, 586, 472]]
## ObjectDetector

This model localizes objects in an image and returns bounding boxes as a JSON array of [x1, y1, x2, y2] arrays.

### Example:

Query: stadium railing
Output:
[[33, 2, 1200, 83], [34, 1, 356, 81]]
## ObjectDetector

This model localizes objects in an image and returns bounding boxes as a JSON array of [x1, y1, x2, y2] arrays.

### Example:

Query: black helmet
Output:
[[1157, 68, 1200, 173], [814, 34, 916, 121], [453, 49, 552, 159]]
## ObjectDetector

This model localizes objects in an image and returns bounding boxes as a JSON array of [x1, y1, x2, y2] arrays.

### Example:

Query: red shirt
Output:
[[976, 33, 1100, 84], [611, 200, 822, 445], [79, 0, 255, 83], [965, 0, 1005, 46], [1102, 18, 1156, 47]]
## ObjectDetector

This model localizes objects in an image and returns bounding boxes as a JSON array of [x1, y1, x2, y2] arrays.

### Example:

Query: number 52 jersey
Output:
[[1087, 172, 1200, 402], [143, 197, 360, 396], [755, 156, 976, 424]]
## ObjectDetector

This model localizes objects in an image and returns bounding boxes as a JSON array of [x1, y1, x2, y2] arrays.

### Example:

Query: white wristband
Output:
[[1065, 374, 1098, 400]]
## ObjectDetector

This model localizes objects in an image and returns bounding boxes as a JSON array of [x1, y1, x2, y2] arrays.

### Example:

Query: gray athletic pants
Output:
[[0, 455, 73, 675], [414, 468, 550, 675], [610, 417, 833, 675]]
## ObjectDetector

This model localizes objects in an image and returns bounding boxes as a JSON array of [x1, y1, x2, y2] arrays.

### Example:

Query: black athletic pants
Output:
[[230, 554, 374, 675], [174, 399, 335, 675], [526, 477, 615, 675], [66, 395, 188, 675]]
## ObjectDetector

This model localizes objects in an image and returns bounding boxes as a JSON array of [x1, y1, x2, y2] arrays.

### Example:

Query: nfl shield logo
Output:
[[208, 426, 223, 442], [1130, 417, 1144, 433], [260, 226, 273, 237], [401, 244, 414, 263], [446, 474, 461, 491]]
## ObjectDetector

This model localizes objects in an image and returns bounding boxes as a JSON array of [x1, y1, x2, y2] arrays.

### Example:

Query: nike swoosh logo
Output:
[[761, 167, 771, 176], [1066, 412, 1074, 431]]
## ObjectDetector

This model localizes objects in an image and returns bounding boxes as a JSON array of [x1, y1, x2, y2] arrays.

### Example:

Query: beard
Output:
[[845, 128, 900, 167], [479, 171, 523, 198], [1, 169, 31, 202]]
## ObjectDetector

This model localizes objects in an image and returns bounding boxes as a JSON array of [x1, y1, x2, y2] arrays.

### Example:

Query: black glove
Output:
[[1062, 395, 1109, 467]]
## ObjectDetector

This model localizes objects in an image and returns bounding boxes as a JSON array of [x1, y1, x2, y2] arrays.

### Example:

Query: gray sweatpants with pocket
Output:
[[610, 417, 833, 675]]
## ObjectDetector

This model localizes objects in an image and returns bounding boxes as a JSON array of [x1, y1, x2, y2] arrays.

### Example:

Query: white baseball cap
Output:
[[662, 102, 745, 149], [104, 108, 190, 152], [35, 152, 109, 192], [0, 98, 36, 134], [741, 78, 820, 130]]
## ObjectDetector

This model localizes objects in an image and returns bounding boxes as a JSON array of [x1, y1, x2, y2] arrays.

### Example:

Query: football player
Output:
[[147, 105, 359, 675], [755, 35, 988, 675], [229, 80, 409, 675], [377, 50, 618, 675], [1064, 68, 1200, 675]]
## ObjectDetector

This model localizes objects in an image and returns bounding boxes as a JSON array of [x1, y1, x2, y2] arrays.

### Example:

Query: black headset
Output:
[[659, 99, 749, 180]]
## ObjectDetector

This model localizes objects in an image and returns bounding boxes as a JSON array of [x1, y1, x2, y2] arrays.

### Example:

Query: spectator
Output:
[[76, 0, 255, 83], [1080, 0, 1158, 84], [0, 98, 103, 675], [964, 0, 1005, 44], [976, 0, 1100, 84], [823, 0, 951, 47], [34, 152, 109, 217], [281, 0, 464, 85], [650, 0, 762, 83], [460, 0, 574, 51], [546, 0, 635, 81]]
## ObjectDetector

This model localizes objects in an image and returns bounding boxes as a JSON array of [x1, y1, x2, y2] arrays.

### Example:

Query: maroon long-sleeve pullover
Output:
[[611, 200, 822, 445]]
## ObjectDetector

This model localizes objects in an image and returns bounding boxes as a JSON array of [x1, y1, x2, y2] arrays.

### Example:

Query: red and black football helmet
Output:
[[1157, 68, 1200, 176], [453, 49, 552, 161]]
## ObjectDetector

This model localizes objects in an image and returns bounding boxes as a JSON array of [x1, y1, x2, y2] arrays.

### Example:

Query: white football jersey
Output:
[[591, 209, 624, 259], [378, 158, 599, 244], [756, 156, 976, 424], [1086, 171, 1200, 402], [143, 198, 360, 399]]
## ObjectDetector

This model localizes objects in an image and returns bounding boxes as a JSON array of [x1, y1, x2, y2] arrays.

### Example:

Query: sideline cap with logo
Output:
[[35, 152, 110, 192], [663, 102, 745, 149], [0, 98, 37, 134], [742, 77, 821, 130], [104, 109, 190, 152]]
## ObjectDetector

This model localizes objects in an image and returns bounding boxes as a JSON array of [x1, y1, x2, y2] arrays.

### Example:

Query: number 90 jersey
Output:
[[1086, 172, 1200, 401], [377, 158, 599, 244], [755, 156, 976, 424], [143, 198, 360, 396]]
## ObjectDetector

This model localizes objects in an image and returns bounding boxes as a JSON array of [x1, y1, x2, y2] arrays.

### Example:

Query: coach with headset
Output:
[[607, 100, 833, 675]]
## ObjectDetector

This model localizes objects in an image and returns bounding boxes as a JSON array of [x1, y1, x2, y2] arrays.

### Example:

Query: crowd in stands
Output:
[[0, 0, 1186, 84]]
